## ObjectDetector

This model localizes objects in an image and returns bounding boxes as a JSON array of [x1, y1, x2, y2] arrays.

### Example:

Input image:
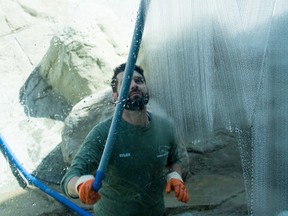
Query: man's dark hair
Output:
[[111, 63, 145, 93]]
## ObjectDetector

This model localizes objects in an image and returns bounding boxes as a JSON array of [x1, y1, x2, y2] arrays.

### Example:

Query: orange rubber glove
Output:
[[76, 176, 101, 205], [165, 172, 189, 203]]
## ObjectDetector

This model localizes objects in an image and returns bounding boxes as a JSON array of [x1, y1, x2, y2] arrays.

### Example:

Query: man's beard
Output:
[[124, 92, 149, 111]]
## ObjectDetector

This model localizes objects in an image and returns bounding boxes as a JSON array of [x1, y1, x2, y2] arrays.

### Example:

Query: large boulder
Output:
[[19, 0, 133, 120], [19, 27, 124, 120], [61, 88, 114, 164]]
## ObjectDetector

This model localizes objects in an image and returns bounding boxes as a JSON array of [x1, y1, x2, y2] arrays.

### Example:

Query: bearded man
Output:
[[61, 63, 189, 216]]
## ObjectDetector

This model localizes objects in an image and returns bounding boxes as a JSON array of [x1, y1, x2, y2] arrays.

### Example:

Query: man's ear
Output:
[[112, 92, 118, 103]]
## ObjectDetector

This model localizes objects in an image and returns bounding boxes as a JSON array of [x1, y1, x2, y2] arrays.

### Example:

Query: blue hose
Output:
[[0, 133, 92, 216], [92, 0, 150, 192]]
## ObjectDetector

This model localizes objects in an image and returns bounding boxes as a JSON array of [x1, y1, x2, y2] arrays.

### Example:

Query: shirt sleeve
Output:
[[167, 121, 181, 166], [60, 123, 107, 197]]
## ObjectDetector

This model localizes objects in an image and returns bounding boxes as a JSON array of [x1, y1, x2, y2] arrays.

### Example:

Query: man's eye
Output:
[[135, 78, 144, 84]]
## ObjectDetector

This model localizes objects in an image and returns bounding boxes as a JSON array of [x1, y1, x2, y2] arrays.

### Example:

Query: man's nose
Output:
[[130, 81, 139, 90]]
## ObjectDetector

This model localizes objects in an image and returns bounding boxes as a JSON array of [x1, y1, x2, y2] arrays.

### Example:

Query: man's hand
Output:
[[76, 175, 101, 205], [165, 171, 189, 203]]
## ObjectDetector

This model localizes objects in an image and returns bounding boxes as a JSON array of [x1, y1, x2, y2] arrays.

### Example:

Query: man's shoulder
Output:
[[149, 112, 174, 128], [97, 116, 113, 126], [91, 116, 113, 134]]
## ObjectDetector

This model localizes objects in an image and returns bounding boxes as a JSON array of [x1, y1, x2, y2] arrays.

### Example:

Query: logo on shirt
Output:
[[119, 153, 131, 158], [157, 146, 169, 158]]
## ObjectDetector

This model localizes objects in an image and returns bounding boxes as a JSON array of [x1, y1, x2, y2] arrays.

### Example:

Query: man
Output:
[[61, 63, 189, 215]]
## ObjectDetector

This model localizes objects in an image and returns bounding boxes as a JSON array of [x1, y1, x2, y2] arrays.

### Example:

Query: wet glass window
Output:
[[1, 1, 288, 216]]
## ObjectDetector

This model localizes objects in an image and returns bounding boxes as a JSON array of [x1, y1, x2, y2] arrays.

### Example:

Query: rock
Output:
[[165, 175, 247, 216], [0, 187, 82, 216], [18, 0, 134, 120], [60, 88, 114, 164], [32, 145, 67, 185], [19, 27, 121, 120], [19, 65, 73, 121], [188, 130, 243, 176], [37, 29, 118, 105]]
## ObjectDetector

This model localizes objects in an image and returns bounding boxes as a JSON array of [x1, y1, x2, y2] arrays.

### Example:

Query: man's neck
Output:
[[122, 107, 149, 126]]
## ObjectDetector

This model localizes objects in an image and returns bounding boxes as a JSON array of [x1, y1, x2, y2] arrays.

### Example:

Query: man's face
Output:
[[114, 71, 149, 110]]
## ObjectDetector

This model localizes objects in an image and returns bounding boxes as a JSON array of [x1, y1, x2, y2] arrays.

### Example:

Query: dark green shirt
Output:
[[61, 113, 182, 216]]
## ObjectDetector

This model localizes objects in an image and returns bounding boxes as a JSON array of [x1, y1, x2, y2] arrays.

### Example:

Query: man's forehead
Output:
[[116, 71, 143, 79]]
